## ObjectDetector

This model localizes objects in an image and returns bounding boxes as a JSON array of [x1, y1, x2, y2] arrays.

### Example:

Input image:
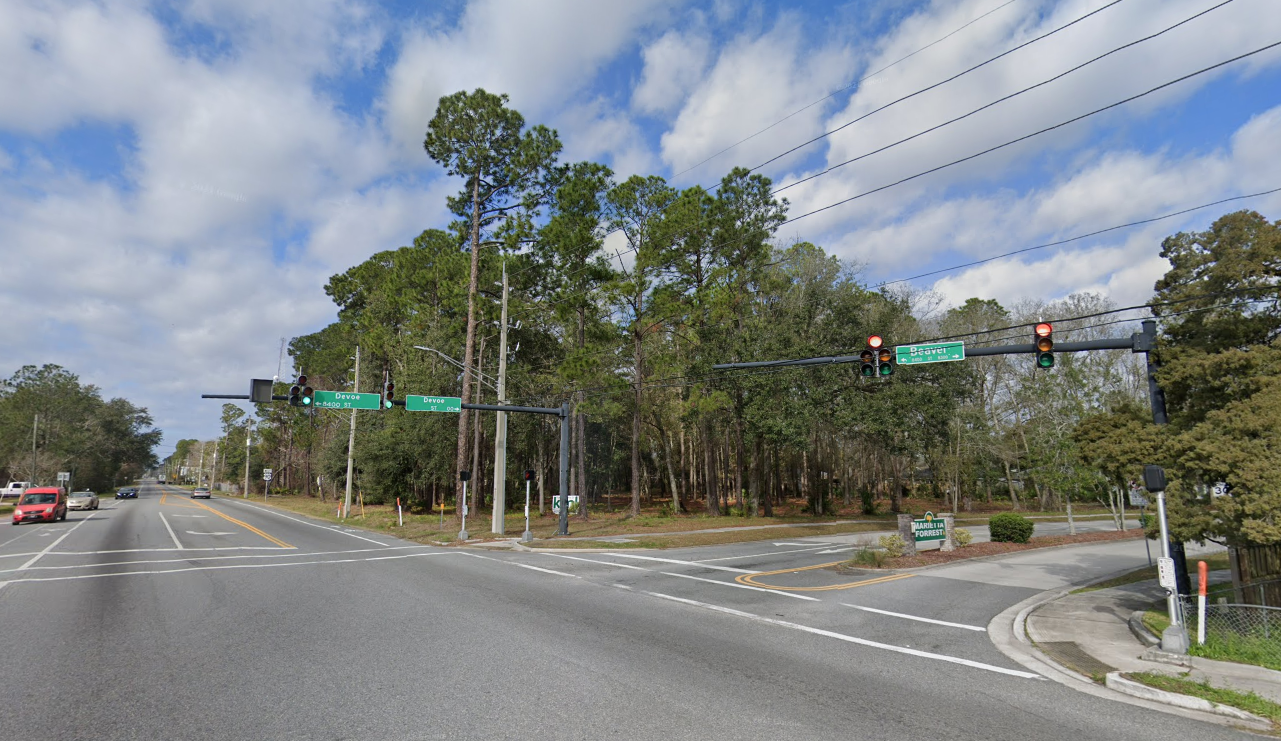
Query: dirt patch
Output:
[[844, 528, 1146, 571]]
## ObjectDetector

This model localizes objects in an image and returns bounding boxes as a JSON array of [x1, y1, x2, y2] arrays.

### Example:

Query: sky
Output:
[[2, 0, 1279, 456]]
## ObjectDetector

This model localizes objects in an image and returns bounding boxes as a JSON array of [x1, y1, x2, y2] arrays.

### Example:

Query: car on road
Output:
[[67, 491, 100, 510], [2, 481, 32, 501], [13, 488, 68, 525], [191, 487, 211, 499], [115, 487, 138, 499]]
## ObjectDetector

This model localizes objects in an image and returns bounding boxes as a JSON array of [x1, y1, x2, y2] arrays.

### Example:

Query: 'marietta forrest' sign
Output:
[[895, 341, 965, 365], [311, 391, 382, 410], [912, 511, 946, 542]]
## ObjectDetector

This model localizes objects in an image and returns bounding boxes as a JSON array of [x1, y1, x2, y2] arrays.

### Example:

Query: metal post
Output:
[[523, 478, 532, 543], [459, 479, 469, 541], [31, 414, 38, 484], [197, 443, 206, 487], [557, 403, 570, 536], [1142, 319, 1191, 600], [1156, 485, 1189, 653], [492, 261, 509, 534], [243, 421, 252, 499], [344, 346, 360, 519]]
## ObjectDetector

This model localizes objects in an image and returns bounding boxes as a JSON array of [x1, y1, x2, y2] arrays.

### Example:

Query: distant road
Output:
[[0, 481, 1234, 740]]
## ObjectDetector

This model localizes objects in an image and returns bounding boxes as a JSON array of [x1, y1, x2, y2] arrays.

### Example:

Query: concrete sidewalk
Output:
[[1026, 577, 1281, 704]]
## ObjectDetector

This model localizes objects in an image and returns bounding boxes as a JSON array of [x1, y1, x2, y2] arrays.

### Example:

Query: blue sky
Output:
[[1, 0, 1279, 455]]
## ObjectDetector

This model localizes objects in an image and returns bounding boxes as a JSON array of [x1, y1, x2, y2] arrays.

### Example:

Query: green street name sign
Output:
[[312, 391, 382, 410], [405, 395, 463, 413], [912, 511, 946, 542], [896, 341, 965, 365]]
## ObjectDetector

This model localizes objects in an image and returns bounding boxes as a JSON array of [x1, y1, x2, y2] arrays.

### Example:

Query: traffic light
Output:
[[299, 375, 313, 407], [288, 381, 301, 407], [524, 469, 535, 481], [1034, 322, 1054, 368], [878, 346, 894, 377], [859, 349, 876, 377], [382, 376, 395, 409]]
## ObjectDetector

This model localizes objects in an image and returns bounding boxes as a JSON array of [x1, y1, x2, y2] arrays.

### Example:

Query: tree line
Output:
[[223, 89, 1276, 548]]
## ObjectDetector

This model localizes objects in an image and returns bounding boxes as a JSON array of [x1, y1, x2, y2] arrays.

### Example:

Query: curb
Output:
[[987, 574, 1270, 732], [1128, 611, 1161, 647], [1105, 673, 1270, 728]]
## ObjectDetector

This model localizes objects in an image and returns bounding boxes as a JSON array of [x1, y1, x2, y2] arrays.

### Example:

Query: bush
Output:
[[878, 534, 907, 558], [989, 513, 1033, 543], [849, 548, 888, 568], [955, 527, 973, 547], [859, 487, 876, 515]]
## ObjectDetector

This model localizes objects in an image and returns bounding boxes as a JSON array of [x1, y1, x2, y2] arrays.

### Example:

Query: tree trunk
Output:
[[733, 406, 745, 516], [630, 326, 643, 517], [702, 419, 719, 515], [456, 172, 483, 523]]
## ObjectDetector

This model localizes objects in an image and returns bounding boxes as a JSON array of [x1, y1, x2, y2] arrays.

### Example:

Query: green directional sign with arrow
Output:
[[896, 341, 965, 366], [405, 395, 462, 413], [311, 391, 382, 410]]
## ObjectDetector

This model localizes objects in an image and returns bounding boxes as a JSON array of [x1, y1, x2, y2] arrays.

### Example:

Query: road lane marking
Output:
[[839, 603, 987, 631], [545, 554, 650, 571], [224, 500, 391, 546], [0, 551, 457, 584], [695, 544, 850, 563], [1, 545, 439, 574], [158, 512, 183, 550], [658, 572, 821, 601], [16, 511, 100, 571], [639, 591, 1041, 680], [465, 552, 580, 578], [185, 531, 235, 536], [184, 499, 293, 549], [607, 553, 757, 574], [736, 561, 916, 592]]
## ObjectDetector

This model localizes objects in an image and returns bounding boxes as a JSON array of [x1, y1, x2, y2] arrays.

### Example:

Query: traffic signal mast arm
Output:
[[711, 323, 1154, 370]]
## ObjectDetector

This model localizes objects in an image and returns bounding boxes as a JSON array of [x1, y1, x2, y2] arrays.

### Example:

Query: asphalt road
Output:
[[0, 481, 1242, 740]]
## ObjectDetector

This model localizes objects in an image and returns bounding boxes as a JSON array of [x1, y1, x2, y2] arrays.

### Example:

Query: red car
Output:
[[12, 487, 68, 525]]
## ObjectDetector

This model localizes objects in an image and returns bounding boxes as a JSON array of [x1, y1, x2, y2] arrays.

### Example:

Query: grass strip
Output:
[[1074, 551, 1231, 593], [1125, 672, 1281, 726]]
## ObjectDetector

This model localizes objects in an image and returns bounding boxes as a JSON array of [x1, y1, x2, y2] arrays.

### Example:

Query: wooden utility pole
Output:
[[343, 346, 360, 518], [491, 262, 510, 534]]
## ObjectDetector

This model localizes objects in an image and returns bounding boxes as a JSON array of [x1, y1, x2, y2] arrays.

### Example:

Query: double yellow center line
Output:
[[160, 492, 293, 549], [736, 561, 914, 592]]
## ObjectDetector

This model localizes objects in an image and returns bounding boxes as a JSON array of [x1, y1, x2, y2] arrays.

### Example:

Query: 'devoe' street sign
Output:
[[912, 511, 946, 542], [896, 341, 965, 365], [405, 395, 463, 413], [312, 391, 382, 410]]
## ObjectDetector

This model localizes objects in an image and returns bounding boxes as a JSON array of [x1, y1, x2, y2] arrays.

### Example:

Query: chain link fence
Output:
[[1181, 581, 1281, 671]]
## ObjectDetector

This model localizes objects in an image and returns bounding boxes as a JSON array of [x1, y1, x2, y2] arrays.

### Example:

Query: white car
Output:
[[191, 488, 212, 499], [67, 491, 100, 510]]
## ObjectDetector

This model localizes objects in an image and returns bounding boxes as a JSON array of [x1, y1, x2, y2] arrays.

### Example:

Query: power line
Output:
[[670, 0, 1023, 180], [773, 0, 1237, 196], [745, 0, 1126, 176]]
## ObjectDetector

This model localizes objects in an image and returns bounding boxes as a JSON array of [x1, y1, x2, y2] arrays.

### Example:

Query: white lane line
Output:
[[465, 552, 581, 579], [185, 531, 235, 536], [840, 603, 987, 632], [16, 511, 99, 571], [225, 500, 392, 546], [35, 546, 289, 556], [695, 544, 849, 563], [1, 544, 439, 574], [2, 551, 456, 584], [544, 554, 650, 571], [608, 553, 758, 574], [641, 591, 1041, 680], [659, 572, 821, 601], [158, 512, 183, 550]]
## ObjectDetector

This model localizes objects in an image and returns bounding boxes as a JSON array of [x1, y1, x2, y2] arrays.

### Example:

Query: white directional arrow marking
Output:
[[185, 531, 235, 536], [817, 547, 855, 554], [772, 542, 824, 546]]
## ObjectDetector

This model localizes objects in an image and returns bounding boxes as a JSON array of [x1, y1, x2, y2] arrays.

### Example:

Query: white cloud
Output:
[[632, 29, 710, 115], [380, 0, 677, 158]]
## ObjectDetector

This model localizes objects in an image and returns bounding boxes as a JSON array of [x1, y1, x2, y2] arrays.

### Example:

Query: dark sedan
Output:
[[115, 487, 138, 499]]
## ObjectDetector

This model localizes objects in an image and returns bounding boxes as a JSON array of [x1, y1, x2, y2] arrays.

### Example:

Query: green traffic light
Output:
[[879, 363, 893, 377], [302, 396, 312, 405], [861, 364, 875, 378], [1037, 353, 1055, 368]]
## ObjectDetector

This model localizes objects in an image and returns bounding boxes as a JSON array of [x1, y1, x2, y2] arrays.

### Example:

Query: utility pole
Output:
[[243, 420, 252, 499], [492, 261, 510, 534], [344, 346, 360, 519], [31, 414, 38, 484], [198, 443, 206, 487], [210, 439, 220, 490]]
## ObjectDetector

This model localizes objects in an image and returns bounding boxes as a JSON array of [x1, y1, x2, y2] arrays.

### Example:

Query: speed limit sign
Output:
[[262, 468, 273, 482]]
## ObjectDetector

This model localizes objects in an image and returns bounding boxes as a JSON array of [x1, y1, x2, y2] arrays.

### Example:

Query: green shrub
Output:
[[859, 487, 876, 515], [878, 534, 907, 558], [989, 513, 1033, 543], [955, 527, 973, 547], [850, 548, 888, 568]]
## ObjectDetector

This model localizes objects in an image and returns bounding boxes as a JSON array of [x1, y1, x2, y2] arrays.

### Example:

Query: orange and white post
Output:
[[1197, 560, 1208, 645], [397, 497, 403, 527]]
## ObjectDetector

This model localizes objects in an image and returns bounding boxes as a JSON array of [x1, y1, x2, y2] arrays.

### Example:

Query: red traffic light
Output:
[[867, 335, 884, 349], [297, 374, 308, 386], [1034, 323, 1052, 338]]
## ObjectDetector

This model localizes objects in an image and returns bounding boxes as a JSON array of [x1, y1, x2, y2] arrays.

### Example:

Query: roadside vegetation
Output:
[[1125, 672, 1281, 729]]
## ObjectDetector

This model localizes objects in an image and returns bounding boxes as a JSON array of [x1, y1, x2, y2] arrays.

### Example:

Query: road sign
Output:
[[896, 341, 965, 365], [311, 391, 382, 410], [262, 468, 273, 482], [550, 495, 580, 515], [912, 511, 946, 542], [405, 395, 463, 413], [56, 472, 70, 482], [1157, 557, 1177, 590], [1128, 488, 1149, 507]]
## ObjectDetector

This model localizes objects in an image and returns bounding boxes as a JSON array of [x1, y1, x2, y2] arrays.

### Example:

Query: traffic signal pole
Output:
[[343, 346, 360, 519]]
